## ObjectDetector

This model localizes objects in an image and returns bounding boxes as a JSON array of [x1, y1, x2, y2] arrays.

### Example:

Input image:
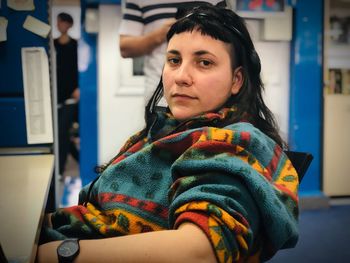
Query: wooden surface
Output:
[[0, 154, 54, 263]]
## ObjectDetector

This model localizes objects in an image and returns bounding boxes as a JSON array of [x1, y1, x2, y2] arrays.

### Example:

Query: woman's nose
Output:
[[174, 62, 192, 87]]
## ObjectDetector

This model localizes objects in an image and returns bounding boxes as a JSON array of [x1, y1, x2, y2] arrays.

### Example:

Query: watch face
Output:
[[58, 239, 79, 257]]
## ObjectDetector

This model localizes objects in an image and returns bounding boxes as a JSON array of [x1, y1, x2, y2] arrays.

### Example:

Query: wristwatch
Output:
[[57, 238, 80, 263]]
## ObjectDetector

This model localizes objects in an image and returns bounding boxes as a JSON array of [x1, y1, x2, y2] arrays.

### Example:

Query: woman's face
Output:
[[163, 30, 242, 121]]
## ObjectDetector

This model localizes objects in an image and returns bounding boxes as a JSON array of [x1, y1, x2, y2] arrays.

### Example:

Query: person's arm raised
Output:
[[36, 222, 217, 263], [119, 19, 175, 58]]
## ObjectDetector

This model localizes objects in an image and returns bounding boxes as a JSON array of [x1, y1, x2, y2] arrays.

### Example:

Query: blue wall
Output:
[[79, 0, 121, 186], [78, 0, 120, 186], [0, 1, 49, 147], [79, 31, 98, 187], [0, 1, 49, 94], [289, 0, 323, 196], [79, 1, 99, 186]]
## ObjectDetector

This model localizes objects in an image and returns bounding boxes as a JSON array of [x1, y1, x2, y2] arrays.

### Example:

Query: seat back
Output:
[[284, 151, 313, 182]]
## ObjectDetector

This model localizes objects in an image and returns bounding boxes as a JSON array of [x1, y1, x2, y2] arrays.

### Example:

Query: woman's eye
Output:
[[167, 57, 180, 65], [199, 59, 213, 67]]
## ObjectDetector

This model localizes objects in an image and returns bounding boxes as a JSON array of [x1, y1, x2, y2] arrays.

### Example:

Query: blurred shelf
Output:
[[327, 44, 350, 69]]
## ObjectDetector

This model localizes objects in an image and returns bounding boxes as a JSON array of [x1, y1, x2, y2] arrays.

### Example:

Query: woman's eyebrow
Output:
[[167, 50, 180, 55], [194, 50, 217, 58], [166, 49, 217, 59]]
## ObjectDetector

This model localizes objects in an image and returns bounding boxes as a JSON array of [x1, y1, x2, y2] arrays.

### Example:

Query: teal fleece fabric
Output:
[[42, 106, 299, 262]]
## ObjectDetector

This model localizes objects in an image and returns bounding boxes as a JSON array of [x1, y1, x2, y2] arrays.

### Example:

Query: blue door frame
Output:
[[79, 0, 121, 187], [289, 0, 323, 196], [79, 1, 98, 186]]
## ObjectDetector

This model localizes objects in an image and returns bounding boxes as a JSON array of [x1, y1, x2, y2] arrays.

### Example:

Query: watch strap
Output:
[[57, 238, 80, 263]]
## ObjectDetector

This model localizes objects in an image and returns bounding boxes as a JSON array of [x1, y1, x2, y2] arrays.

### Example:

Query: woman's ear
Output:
[[231, 67, 243, 95]]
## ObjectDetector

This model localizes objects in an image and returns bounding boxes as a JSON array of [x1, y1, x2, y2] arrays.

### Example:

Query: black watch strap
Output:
[[57, 238, 80, 263]]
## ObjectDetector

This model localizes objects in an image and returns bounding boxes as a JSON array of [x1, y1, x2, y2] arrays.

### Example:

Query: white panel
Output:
[[245, 19, 261, 42], [85, 8, 99, 33], [263, 7, 292, 41], [323, 95, 350, 196], [255, 42, 291, 141], [98, 5, 144, 164], [245, 19, 290, 141], [22, 47, 53, 144], [327, 44, 350, 69]]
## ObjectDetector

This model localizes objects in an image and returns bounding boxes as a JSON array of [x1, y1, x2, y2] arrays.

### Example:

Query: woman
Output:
[[38, 4, 298, 263]]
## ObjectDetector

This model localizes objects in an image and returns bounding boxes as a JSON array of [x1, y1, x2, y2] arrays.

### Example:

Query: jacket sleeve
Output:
[[167, 123, 299, 262]]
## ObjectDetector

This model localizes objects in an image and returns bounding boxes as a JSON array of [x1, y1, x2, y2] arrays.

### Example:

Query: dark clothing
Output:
[[54, 38, 78, 104], [54, 37, 79, 175], [58, 103, 77, 175]]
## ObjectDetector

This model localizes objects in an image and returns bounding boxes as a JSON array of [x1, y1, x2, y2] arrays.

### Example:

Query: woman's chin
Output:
[[171, 110, 201, 122]]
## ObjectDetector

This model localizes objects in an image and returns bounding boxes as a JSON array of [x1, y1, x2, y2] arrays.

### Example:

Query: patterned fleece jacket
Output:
[[42, 106, 299, 262]]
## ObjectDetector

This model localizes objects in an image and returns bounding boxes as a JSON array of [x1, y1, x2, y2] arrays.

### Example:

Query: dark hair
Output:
[[175, 1, 226, 19], [146, 4, 285, 148], [58, 12, 74, 25]]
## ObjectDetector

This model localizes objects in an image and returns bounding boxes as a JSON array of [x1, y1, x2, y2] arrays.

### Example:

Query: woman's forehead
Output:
[[167, 30, 230, 50], [168, 31, 211, 42]]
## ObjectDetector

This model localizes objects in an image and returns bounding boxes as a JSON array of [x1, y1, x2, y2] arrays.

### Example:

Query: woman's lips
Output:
[[172, 93, 196, 99]]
